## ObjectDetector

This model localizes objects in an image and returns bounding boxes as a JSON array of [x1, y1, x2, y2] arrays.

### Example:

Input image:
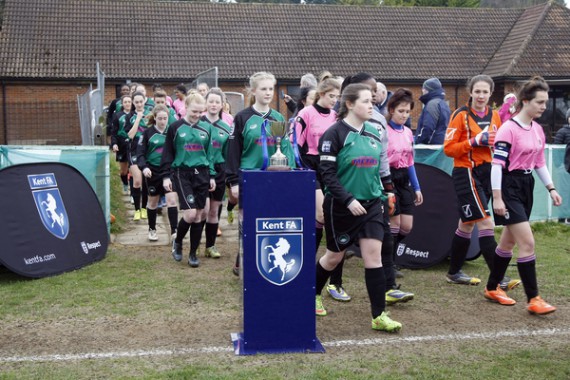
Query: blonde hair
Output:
[[314, 78, 341, 103], [249, 72, 276, 90], [318, 70, 333, 83], [185, 92, 205, 108], [247, 72, 276, 105]]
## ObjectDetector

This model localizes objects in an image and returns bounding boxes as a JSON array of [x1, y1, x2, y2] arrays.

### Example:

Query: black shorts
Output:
[[144, 166, 172, 197], [115, 139, 129, 163], [209, 163, 226, 202], [493, 171, 534, 226], [301, 154, 323, 190], [172, 166, 210, 210], [452, 164, 492, 223], [127, 149, 138, 166], [323, 195, 386, 252], [391, 167, 415, 216]]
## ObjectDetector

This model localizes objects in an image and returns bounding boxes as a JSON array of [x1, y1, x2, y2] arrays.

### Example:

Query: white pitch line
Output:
[[323, 326, 570, 347], [1, 327, 569, 363]]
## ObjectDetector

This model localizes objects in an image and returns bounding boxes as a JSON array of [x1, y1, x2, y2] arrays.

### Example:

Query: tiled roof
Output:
[[483, 3, 570, 78], [0, 0, 568, 82]]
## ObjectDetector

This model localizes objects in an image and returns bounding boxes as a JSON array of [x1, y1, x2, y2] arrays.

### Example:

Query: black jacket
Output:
[[554, 124, 570, 144]]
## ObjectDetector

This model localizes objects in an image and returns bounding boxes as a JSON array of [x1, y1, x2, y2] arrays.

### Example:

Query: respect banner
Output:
[[0, 162, 108, 278]]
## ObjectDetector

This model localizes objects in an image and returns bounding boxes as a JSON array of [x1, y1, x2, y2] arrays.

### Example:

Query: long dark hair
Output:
[[386, 88, 414, 121], [516, 76, 549, 111], [340, 72, 375, 93], [337, 83, 371, 120]]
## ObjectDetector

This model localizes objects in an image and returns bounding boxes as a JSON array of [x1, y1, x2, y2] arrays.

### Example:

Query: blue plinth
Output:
[[231, 170, 325, 355]]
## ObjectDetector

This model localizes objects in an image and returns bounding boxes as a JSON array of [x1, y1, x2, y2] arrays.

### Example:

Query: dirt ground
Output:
[[1, 201, 569, 363]]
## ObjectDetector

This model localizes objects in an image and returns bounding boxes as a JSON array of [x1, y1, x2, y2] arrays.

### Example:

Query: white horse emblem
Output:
[[265, 238, 296, 282], [41, 193, 66, 235]]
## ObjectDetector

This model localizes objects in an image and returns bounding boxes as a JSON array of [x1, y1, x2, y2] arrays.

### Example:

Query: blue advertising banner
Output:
[[0, 163, 108, 278], [231, 170, 324, 355]]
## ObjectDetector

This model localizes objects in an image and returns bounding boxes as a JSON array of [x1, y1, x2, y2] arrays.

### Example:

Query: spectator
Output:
[[553, 108, 570, 144], [555, 108, 570, 224], [375, 82, 391, 118], [284, 72, 317, 114], [300, 73, 317, 89], [415, 77, 451, 145]]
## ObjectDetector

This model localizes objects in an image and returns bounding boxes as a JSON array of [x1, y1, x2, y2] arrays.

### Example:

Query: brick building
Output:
[[0, 0, 569, 144]]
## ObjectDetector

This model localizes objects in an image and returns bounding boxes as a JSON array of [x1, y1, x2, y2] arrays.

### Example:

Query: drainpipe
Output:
[[2, 81, 6, 145], [454, 84, 459, 110]]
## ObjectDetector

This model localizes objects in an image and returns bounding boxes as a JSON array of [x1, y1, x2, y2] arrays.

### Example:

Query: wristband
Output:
[[548, 188, 556, 193]]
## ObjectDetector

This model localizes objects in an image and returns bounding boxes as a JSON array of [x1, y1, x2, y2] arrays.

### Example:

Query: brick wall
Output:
[[0, 80, 499, 146], [0, 83, 91, 145]]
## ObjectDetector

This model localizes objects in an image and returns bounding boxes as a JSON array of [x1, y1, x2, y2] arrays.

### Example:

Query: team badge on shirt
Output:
[[446, 128, 457, 141], [337, 234, 350, 245], [321, 140, 331, 153]]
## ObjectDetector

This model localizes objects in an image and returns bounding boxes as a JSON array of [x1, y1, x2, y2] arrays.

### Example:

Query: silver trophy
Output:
[[267, 121, 291, 171]]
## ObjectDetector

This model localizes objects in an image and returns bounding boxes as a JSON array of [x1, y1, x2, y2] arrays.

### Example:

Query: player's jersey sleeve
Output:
[[443, 109, 472, 159], [110, 112, 121, 146], [319, 126, 354, 207], [226, 112, 246, 187], [160, 121, 180, 180], [136, 128, 151, 171]]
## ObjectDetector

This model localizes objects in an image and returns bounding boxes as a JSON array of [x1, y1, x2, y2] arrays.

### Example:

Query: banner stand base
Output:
[[231, 332, 325, 355]]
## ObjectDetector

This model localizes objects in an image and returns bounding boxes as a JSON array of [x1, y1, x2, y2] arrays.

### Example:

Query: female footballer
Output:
[[226, 71, 296, 276], [111, 94, 132, 194], [195, 88, 232, 259], [136, 105, 178, 242], [443, 75, 520, 290], [161, 93, 216, 268], [127, 91, 152, 221], [315, 83, 401, 333], [385, 89, 423, 264], [484, 76, 561, 315], [294, 76, 340, 252]]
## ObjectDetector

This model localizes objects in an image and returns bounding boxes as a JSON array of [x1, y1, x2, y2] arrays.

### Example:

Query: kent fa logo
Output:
[[29, 173, 69, 240], [257, 235, 303, 286]]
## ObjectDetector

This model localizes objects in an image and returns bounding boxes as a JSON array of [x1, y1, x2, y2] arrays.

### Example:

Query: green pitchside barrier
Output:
[[414, 144, 570, 221]]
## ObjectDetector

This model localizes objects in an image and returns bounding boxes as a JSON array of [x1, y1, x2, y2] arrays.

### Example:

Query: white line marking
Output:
[[1, 327, 569, 363]]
